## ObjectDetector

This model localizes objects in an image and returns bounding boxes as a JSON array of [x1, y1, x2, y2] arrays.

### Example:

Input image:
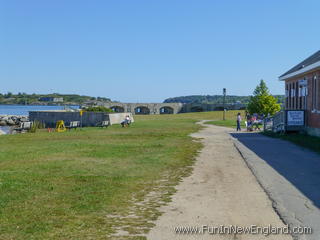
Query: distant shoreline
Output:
[[0, 103, 79, 106], [0, 104, 80, 117]]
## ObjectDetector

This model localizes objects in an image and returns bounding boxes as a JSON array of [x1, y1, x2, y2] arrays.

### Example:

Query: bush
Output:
[[83, 106, 114, 113], [29, 121, 45, 133]]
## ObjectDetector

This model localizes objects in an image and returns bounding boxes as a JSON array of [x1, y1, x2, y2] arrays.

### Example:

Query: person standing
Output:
[[236, 113, 242, 131]]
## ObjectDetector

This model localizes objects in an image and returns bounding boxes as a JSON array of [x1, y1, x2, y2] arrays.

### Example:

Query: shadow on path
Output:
[[231, 132, 320, 208]]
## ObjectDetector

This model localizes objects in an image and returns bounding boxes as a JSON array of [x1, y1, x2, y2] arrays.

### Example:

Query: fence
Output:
[[29, 111, 134, 128], [272, 111, 285, 133], [264, 110, 306, 133]]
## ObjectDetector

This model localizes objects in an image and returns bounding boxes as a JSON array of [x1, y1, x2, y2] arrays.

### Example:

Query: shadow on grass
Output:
[[231, 132, 320, 209]]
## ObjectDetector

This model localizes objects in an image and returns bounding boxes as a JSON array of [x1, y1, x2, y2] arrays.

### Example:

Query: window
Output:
[[299, 87, 302, 109], [289, 83, 291, 109], [317, 74, 320, 110], [296, 82, 299, 109], [291, 88, 295, 97], [312, 75, 319, 111], [286, 84, 288, 108]]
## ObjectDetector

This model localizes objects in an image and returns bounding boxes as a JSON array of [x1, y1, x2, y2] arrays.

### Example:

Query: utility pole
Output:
[[223, 88, 226, 121]]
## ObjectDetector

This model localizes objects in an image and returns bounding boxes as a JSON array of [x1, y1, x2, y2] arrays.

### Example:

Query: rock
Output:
[[6, 119, 15, 126], [0, 115, 28, 127], [11, 117, 18, 122], [20, 117, 28, 122]]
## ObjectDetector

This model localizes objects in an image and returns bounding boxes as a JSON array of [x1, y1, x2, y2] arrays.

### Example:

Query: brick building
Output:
[[279, 50, 320, 136]]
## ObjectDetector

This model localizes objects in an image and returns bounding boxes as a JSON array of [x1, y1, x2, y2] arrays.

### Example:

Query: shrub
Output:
[[29, 121, 45, 133], [83, 106, 114, 113]]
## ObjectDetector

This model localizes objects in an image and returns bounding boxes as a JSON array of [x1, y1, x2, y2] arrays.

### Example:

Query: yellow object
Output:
[[56, 120, 66, 132], [80, 110, 84, 116]]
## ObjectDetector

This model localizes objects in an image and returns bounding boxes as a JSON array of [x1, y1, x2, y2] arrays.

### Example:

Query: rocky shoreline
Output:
[[0, 115, 29, 127], [0, 128, 6, 135]]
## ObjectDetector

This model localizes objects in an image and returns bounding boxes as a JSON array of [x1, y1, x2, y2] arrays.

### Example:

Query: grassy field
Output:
[[0, 110, 241, 240], [206, 119, 246, 129]]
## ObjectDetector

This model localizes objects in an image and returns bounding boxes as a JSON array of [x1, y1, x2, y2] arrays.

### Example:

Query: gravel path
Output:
[[147, 122, 292, 240]]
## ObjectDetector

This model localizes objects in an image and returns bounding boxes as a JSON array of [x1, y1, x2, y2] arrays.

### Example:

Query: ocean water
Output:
[[0, 105, 79, 115], [0, 105, 79, 134], [0, 126, 11, 134]]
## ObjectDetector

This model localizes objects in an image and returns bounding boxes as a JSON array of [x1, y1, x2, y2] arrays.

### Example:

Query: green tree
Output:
[[247, 80, 281, 116], [4, 92, 13, 98], [253, 79, 269, 96], [84, 106, 114, 112]]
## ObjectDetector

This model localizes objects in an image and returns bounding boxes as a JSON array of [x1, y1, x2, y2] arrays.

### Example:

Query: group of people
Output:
[[236, 112, 263, 132]]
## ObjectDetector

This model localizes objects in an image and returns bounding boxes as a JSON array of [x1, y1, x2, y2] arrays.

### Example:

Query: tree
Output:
[[247, 80, 281, 116], [4, 92, 13, 98], [253, 79, 269, 96], [84, 106, 114, 112]]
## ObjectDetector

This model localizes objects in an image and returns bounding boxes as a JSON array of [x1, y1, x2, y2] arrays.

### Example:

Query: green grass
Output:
[[262, 131, 320, 154], [0, 110, 241, 240], [205, 119, 246, 129]]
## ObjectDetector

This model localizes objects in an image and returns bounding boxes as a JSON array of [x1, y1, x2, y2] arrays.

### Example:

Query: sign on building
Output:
[[298, 79, 307, 86], [287, 110, 305, 126]]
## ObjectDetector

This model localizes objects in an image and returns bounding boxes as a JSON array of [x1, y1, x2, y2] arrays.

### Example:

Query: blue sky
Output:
[[1, 0, 319, 102]]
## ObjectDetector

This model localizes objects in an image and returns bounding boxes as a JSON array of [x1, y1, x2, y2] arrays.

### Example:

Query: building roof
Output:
[[279, 50, 320, 80]]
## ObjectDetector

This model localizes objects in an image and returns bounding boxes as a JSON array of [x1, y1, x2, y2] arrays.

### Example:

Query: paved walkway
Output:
[[147, 123, 292, 240], [232, 132, 320, 240]]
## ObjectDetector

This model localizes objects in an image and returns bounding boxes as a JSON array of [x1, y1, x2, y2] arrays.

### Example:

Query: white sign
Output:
[[287, 111, 304, 126], [298, 79, 307, 86]]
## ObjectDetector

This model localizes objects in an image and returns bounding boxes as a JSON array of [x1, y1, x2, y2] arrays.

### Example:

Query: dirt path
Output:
[[146, 123, 293, 240]]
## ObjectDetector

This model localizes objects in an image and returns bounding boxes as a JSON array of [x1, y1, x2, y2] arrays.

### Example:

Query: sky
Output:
[[0, 0, 319, 102]]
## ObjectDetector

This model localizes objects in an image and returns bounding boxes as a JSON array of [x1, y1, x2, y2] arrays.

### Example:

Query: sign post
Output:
[[80, 110, 84, 128], [223, 88, 226, 121]]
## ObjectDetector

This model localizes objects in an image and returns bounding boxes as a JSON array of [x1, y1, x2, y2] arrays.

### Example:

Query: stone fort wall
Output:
[[98, 102, 245, 115]]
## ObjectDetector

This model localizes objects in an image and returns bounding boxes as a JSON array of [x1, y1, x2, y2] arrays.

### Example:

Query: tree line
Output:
[[0, 92, 111, 105], [164, 80, 283, 116], [164, 94, 284, 105]]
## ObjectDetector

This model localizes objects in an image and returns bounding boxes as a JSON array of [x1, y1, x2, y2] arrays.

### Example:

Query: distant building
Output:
[[39, 97, 63, 102], [279, 50, 320, 136]]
